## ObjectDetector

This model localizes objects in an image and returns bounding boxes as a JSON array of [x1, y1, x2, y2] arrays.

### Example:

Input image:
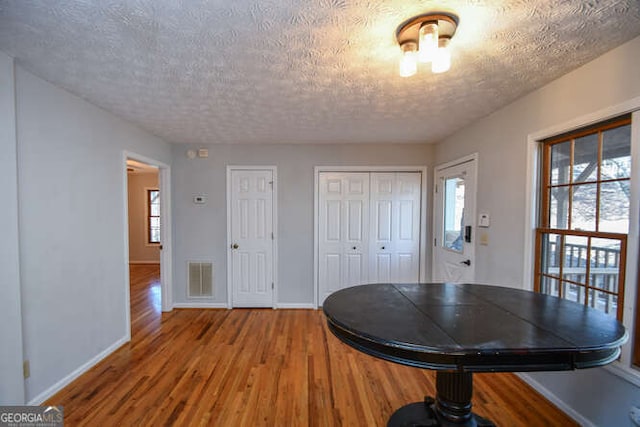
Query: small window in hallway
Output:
[[147, 189, 160, 244]]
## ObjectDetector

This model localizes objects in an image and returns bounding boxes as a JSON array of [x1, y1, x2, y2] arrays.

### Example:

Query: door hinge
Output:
[[271, 282, 274, 290], [271, 232, 274, 240], [435, 185, 438, 193], [434, 238, 437, 247]]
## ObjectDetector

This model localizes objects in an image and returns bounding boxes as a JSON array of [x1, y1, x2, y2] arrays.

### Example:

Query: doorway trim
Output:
[[123, 151, 173, 340], [432, 153, 478, 283], [313, 165, 428, 308], [226, 165, 278, 308]]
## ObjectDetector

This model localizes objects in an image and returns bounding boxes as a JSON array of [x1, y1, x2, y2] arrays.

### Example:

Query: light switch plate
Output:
[[479, 232, 489, 246]]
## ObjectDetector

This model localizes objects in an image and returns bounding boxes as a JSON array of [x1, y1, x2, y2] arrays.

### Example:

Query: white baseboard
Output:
[[276, 303, 316, 309], [28, 336, 129, 405], [129, 260, 160, 265], [517, 373, 595, 427], [173, 302, 228, 309]]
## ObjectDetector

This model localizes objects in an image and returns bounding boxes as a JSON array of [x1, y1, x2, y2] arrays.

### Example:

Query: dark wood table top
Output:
[[323, 283, 627, 373]]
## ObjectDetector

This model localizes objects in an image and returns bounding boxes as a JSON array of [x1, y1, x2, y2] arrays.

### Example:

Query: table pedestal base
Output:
[[387, 372, 495, 427]]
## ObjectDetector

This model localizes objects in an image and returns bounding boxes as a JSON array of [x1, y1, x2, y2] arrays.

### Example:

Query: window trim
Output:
[[524, 103, 640, 383], [146, 188, 160, 245]]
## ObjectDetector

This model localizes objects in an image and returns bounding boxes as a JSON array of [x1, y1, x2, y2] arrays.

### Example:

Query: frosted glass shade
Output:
[[418, 22, 438, 63], [399, 42, 418, 77]]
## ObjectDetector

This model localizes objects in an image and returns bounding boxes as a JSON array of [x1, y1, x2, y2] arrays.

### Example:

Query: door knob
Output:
[[381, 246, 385, 250], [352, 246, 357, 250], [231, 243, 239, 249], [460, 259, 471, 266]]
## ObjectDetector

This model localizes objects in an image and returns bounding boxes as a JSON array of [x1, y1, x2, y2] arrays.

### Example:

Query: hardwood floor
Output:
[[46, 265, 578, 426]]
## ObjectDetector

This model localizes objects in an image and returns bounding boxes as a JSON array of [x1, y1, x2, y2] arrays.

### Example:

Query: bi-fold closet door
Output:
[[318, 171, 421, 304]]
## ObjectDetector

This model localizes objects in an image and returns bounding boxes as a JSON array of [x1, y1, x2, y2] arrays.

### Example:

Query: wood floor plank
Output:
[[46, 265, 579, 426]]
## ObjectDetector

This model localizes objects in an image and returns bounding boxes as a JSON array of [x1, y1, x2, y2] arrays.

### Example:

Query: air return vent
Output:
[[188, 262, 213, 298]]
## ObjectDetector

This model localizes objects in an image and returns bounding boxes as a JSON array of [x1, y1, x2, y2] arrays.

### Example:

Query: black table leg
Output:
[[387, 372, 495, 427]]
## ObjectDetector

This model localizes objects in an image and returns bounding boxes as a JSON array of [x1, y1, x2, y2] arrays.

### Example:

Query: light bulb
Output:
[[418, 22, 438, 63], [432, 37, 451, 74], [399, 41, 418, 77]]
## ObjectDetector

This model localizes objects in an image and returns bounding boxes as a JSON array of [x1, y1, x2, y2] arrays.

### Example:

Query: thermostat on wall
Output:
[[193, 195, 207, 205], [478, 212, 490, 228]]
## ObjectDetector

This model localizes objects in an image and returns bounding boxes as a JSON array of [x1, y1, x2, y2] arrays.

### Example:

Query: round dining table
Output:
[[322, 283, 627, 427]]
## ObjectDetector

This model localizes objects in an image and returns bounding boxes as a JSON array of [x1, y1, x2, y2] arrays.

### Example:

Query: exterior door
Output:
[[369, 172, 421, 283], [318, 172, 369, 303], [230, 169, 274, 307], [433, 159, 476, 283]]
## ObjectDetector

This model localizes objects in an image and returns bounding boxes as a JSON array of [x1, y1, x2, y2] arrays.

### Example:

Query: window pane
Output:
[[599, 180, 629, 233], [150, 217, 160, 228], [443, 176, 465, 252], [589, 238, 620, 293], [150, 228, 160, 243], [564, 235, 588, 284], [540, 276, 559, 297], [573, 133, 598, 183], [150, 190, 160, 216], [591, 289, 617, 318], [540, 233, 562, 277], [549, 187, 569, 229], [563, 282, 585, 304], [571, 184, 597, 231], [550, 141, 571, 185], [602, 124, 631, 179]]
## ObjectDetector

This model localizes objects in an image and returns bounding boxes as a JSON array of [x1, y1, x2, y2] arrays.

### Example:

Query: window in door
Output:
[[535, 115, 631, 322], [147, 189, 160, 244], [443, 176, 465, 252]]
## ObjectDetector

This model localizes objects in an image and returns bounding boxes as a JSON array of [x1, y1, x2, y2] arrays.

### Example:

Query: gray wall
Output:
[[0, 52, 26, 404], [127, 171, 160, 263], [435, 35, 640, 426], [14, 64, 172, 403], [172, 143, 434, 305]]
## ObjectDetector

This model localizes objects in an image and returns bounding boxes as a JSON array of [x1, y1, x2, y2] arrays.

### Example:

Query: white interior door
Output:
[[369, 172, 421, 283], [230, 169, 274, 307], [433, 159, 477, 283], [318, 172, 369, 303]]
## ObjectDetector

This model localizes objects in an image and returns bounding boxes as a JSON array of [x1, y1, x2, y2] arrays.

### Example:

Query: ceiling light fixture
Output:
[[396, 12, 458, 77]]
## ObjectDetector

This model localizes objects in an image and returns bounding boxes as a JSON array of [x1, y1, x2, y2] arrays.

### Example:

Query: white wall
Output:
[[435, 35, 640, 426], [127, 171, 160, 264], [0, 52, 26, 404], [172, 143, 434, 305], [14, 64, 172, 403]]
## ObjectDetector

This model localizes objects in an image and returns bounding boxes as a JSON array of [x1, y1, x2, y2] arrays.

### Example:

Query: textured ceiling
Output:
[[1, 1, 640, 145]]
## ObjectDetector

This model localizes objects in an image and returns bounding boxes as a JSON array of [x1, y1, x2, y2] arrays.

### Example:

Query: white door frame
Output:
[[122, 151, 173, 340], [432, 153, 478, 283], [314, 165, 428, 308], [226, 166, 278, 308]]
